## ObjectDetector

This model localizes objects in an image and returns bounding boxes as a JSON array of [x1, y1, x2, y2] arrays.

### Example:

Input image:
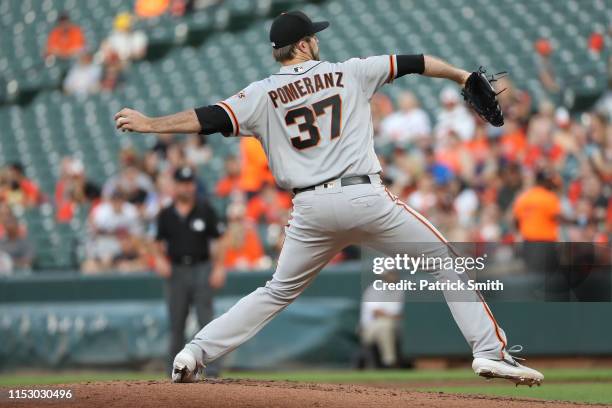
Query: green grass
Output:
[[1, 368, 611, 404], [421, 384, 612, 405], [227, 368, 612, 404], [226, 367, 612, 383]]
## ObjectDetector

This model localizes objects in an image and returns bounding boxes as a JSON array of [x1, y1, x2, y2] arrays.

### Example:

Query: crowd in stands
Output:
[[45, 11, 148, 95], [45, 1, 224, 96], [372, 76, 611, 245], [0, 3, 609, 275], [76, 134, 284, 275], [2, 74, 603, 275]]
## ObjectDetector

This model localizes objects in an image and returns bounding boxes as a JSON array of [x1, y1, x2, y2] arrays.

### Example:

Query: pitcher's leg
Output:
[[185, 233, 344, 365], [366, 191, 506, 360]]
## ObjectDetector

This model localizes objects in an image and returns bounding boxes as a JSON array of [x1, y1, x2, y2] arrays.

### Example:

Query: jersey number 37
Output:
[[285, 94, 342, 150]]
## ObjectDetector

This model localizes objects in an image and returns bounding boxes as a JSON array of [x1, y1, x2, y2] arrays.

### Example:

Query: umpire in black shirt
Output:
[[155, 166, 226, 376]]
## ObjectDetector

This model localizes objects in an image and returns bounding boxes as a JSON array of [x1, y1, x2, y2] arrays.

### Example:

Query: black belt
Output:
[[293, 175, 371, 195], [171, 255, 207, 266]]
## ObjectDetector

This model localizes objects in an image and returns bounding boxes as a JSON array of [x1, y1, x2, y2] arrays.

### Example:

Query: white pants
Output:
[[361, 317, 400, 366], [185, 175, 508, 364]]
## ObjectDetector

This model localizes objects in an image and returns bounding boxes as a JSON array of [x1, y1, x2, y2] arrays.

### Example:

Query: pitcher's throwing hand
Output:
[[114, 108, 152, 133]]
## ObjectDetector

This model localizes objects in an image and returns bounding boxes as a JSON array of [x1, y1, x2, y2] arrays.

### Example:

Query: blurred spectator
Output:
[[184, 134, 212, 165], [449, 179, 478, 228], [55, 158, 101, 223], [91, 190, 142, 235], [1, 163, 43, 207], [99, 13, 148, 64], [513, 171, 563, 280], [153, 172, 175, 210], [476, 203, 502, 242], [239, 137, 274, 195], [359, 271, 404, 368], [500, 116, 528, 163], [407, 173, 437, 215], [82, 190, 142, 273], [63, 53, 102, 96], [222, 203, 268, 270], [435, 132, 475, 180], [513, 171, 561, 242], [496, 162, 523, 212], [111, 232, 150, 273], [434, 86, 475, 143], [588, 32, 604, 54], [423, 146, 453, 186], [594, 57, 612, 120], [45, 13, 86, 60], [379, 91, 431, 147], [143, 150, 161, 179], [168, 0, 196, 16], [534, 38, 560, 95], [152, 134, 175, 159], [370, 93, 394, 137], [246, 183, 292, 254], [216, 155, 242, 199], [99, 52, 123, 91], [245, 183, 292, 224], [0, 214, 34, 272], [584, 113, 612, 181], [135, 0, 170, 18], [103, 165, 155, 202]]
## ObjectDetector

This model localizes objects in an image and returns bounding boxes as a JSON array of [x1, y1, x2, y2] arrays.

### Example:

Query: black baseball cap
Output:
[[269, 11, 329, 49], [174, 166, 195, 182]]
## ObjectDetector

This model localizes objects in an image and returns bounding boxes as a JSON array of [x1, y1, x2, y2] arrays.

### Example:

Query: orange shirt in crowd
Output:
[[223, 224, 264, 269], [215, 176, 241, 197], [135, 0, 169, 18], [523, 143, 564, 168], [500, 128, 527, 161], [465, 137, 489, 163], [46, 24, 86, 58], [246, 191, 292, 223], [22, 179, 40, 203], [239, 137, 273, 192], [513, 186, 561, 241]]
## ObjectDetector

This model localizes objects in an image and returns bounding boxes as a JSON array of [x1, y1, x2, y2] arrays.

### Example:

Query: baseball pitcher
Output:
[[115, 11, 543, 386]]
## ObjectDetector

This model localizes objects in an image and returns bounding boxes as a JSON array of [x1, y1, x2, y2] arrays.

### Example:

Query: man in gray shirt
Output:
[[115, 11, 543, 386]]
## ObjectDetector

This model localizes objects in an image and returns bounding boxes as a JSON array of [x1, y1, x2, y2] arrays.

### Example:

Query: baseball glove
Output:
[[461, 67, 507, 127]]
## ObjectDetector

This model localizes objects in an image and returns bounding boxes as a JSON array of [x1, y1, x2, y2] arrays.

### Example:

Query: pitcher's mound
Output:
[[1, 379, 589, 407]]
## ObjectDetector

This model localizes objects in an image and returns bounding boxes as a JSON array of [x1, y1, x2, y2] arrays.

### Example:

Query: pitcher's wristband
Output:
[[396, 54, 425, 77]]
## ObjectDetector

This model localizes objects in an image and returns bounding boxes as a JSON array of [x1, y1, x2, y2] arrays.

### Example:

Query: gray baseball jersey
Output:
[[215, 56, 397, 189], [181, 56, 510, 370]]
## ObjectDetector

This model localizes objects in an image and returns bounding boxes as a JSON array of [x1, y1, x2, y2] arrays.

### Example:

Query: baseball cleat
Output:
[[171, 349, 204, 383], [472, 356, 544, 386]]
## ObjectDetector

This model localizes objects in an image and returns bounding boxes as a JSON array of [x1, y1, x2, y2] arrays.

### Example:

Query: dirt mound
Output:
[[0, 379, 592, 408]]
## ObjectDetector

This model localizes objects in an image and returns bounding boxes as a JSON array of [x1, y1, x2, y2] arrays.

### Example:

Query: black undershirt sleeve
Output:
[[396, 54, 425, 78], [194, 105, 233, 136]]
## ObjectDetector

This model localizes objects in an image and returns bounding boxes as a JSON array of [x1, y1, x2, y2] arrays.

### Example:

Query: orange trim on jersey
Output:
[[476, 291, 507, 357], [383, 186, 506, 355], [387, 55, 395, 83], [383, 186, 448, 244], [217, 101, 239, 136]]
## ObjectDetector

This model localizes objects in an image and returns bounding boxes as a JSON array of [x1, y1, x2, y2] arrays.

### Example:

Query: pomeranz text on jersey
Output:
[[268, 72, 344, 108]]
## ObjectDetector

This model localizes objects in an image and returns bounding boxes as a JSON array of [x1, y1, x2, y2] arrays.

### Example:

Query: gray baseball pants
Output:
[[185, 174, 507, 364]]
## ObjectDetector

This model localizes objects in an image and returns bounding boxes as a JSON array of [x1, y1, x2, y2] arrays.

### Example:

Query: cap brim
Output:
[[310, 21, 329, 35]]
